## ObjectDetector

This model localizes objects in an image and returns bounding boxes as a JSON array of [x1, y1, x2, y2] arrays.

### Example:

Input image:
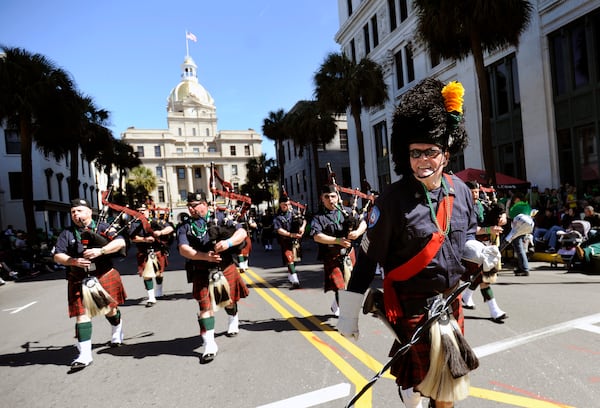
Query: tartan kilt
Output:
[[323, 247, 356, 292], [389, 295, 464, 389], [192, 263, 249, 311], [278, 237, 295, 264], [240, 236, 252, 257], [136, 250, 168, 277], [67, 268, 127, 317]]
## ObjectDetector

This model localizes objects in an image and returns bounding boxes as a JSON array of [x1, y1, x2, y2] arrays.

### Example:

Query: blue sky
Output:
[[0, 0, 341, 159]]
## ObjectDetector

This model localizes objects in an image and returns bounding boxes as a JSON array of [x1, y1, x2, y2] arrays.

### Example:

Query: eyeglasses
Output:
[[409, 148, 443, 159]]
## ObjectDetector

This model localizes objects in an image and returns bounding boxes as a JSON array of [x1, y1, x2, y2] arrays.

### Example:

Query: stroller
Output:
[[556, 220, 591, 270]]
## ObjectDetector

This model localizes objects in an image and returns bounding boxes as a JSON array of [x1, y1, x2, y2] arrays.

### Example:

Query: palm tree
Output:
[[314, 52, 388, 191], [262, 109, 288, 188], [242, 154, 279, 206], [127, 166, 157, 206], [413, 0, 533, 186], [67, 93, 113, 200], [285, 100, 337, 192], [0, 46, 77, 241]]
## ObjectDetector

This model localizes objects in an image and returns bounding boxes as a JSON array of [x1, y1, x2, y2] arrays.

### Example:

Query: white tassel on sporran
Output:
[[209, 270, 231, 311], [81, 276, 115, 318], [416, 313, 470, 402], [292, 240, 301, 262], [342, 254, 353, 287], [142, 251, 158, 279]]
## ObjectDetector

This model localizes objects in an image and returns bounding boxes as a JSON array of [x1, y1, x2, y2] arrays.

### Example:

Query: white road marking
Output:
[[575, 323, 600, 334], [474, 312, 600, 358], [256, 383, 351, 408], [3, 301, 37, 314]]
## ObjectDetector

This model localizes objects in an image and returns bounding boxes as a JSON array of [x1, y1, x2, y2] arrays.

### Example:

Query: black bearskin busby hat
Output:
[[321, 184, 337, 195], [391, 77, 469, 177]]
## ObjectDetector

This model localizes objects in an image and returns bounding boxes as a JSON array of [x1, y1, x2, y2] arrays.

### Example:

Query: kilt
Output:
[[323, 247, 356, 292], [240, 236, 252, 257], [191, 263, 249, 311], [389, 294, 464, 389], [67, 268, 127, 317], [278, 237, 295, 264], [136, 250, 168, 277]]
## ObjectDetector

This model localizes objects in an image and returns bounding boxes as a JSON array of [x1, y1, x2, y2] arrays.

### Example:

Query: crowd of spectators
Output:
[[0, 225, 62, 284]]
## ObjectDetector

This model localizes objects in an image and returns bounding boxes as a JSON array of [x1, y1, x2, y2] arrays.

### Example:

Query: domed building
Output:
[[122, 54, 262, 220]]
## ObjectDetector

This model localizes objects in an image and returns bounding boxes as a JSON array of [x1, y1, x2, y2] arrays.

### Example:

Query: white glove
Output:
[[337, 290, 364, 340], [481, 245, 501, 272], [463, 240, 486, 265]]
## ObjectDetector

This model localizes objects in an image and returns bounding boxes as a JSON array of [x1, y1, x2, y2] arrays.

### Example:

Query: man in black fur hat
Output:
[[53, 198, 128, 372], [338, 78, 490, 407]]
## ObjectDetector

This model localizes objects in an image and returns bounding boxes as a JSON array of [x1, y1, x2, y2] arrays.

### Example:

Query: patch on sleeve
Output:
[[368, 206, 380, 228]]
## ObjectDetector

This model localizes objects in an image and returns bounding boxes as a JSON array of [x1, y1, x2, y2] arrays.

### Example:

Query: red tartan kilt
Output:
[[389, 296, 464, 389], [192, 263, 249, 311], [278, 238, 295, 264], [240, 236, 252, 256], [68, 268, 127, 317], [136, 250, 168, 276], [323, 247, 356, 292]]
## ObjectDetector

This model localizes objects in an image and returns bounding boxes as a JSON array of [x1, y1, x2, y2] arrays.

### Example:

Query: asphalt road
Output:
[[1, 239, 599, 408]]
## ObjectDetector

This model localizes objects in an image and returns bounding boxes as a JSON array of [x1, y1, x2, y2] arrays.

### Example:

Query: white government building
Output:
[[335, 0, 600, 196], [121, 54, 262, 221]]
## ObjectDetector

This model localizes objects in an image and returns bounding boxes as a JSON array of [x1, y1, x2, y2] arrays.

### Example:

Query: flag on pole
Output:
[[186, 31, 197, 42]]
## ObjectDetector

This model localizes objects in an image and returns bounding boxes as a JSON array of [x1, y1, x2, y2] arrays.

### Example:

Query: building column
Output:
[[186, 165, 194, 194]]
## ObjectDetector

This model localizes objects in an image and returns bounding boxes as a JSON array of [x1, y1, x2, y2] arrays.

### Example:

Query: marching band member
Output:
[[177, 192, 249, 363], [338, 78, 481, 407], [311, 184, 366, 316], [461, 182, 508, 323], [274, 196, 306, 289], [53, 198, 127, 372], [129, 204, 174, 307], [236, 205, 257, 274]]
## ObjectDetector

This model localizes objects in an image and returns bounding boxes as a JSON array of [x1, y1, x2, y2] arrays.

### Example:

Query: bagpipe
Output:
[[326, 162, 375, 237], [209, 161, 252, 223], [100, 189, 171, 277]]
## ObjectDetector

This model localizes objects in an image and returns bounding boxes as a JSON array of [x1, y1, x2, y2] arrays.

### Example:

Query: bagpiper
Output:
[[53, 198, 127, 372], [177, 192, 249, 363]]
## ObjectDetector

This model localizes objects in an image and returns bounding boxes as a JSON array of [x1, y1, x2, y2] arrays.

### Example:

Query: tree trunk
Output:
[[350, 103, 367, 192], [276, 139, 285, 192], [69, 145, 80, 201], [471, 31, 497, 186], [20, 118, 38, 244]]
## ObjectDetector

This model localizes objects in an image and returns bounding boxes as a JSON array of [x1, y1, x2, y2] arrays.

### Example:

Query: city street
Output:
[[1, 239, 599, 407]]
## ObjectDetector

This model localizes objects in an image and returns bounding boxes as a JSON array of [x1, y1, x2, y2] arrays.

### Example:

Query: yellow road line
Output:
[[243, 268, 576, 407], [242, 270, 372, 407], [245, 268, 395, 380], [469, 387, 575, 408]]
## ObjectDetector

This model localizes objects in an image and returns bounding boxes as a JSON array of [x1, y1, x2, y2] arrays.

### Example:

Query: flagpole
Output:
[[185, 30, 189, 57]]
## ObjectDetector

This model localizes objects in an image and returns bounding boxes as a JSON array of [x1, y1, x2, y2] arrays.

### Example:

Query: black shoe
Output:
[[68, 360, 92, 373], [514, 270, 529, 276], [201, 353, 216, 364], [491, 313, 508, 323], [462, 303, 476, 310], [290, 282, 300, 290], [145, 301, 155, 308]]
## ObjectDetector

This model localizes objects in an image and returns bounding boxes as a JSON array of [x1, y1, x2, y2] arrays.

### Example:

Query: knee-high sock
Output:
[[76, 321, 92, 342], [144, 279, 154, 290]]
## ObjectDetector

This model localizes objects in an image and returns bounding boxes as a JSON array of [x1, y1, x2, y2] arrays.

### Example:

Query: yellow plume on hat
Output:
[[441, 81, 464, 114]]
